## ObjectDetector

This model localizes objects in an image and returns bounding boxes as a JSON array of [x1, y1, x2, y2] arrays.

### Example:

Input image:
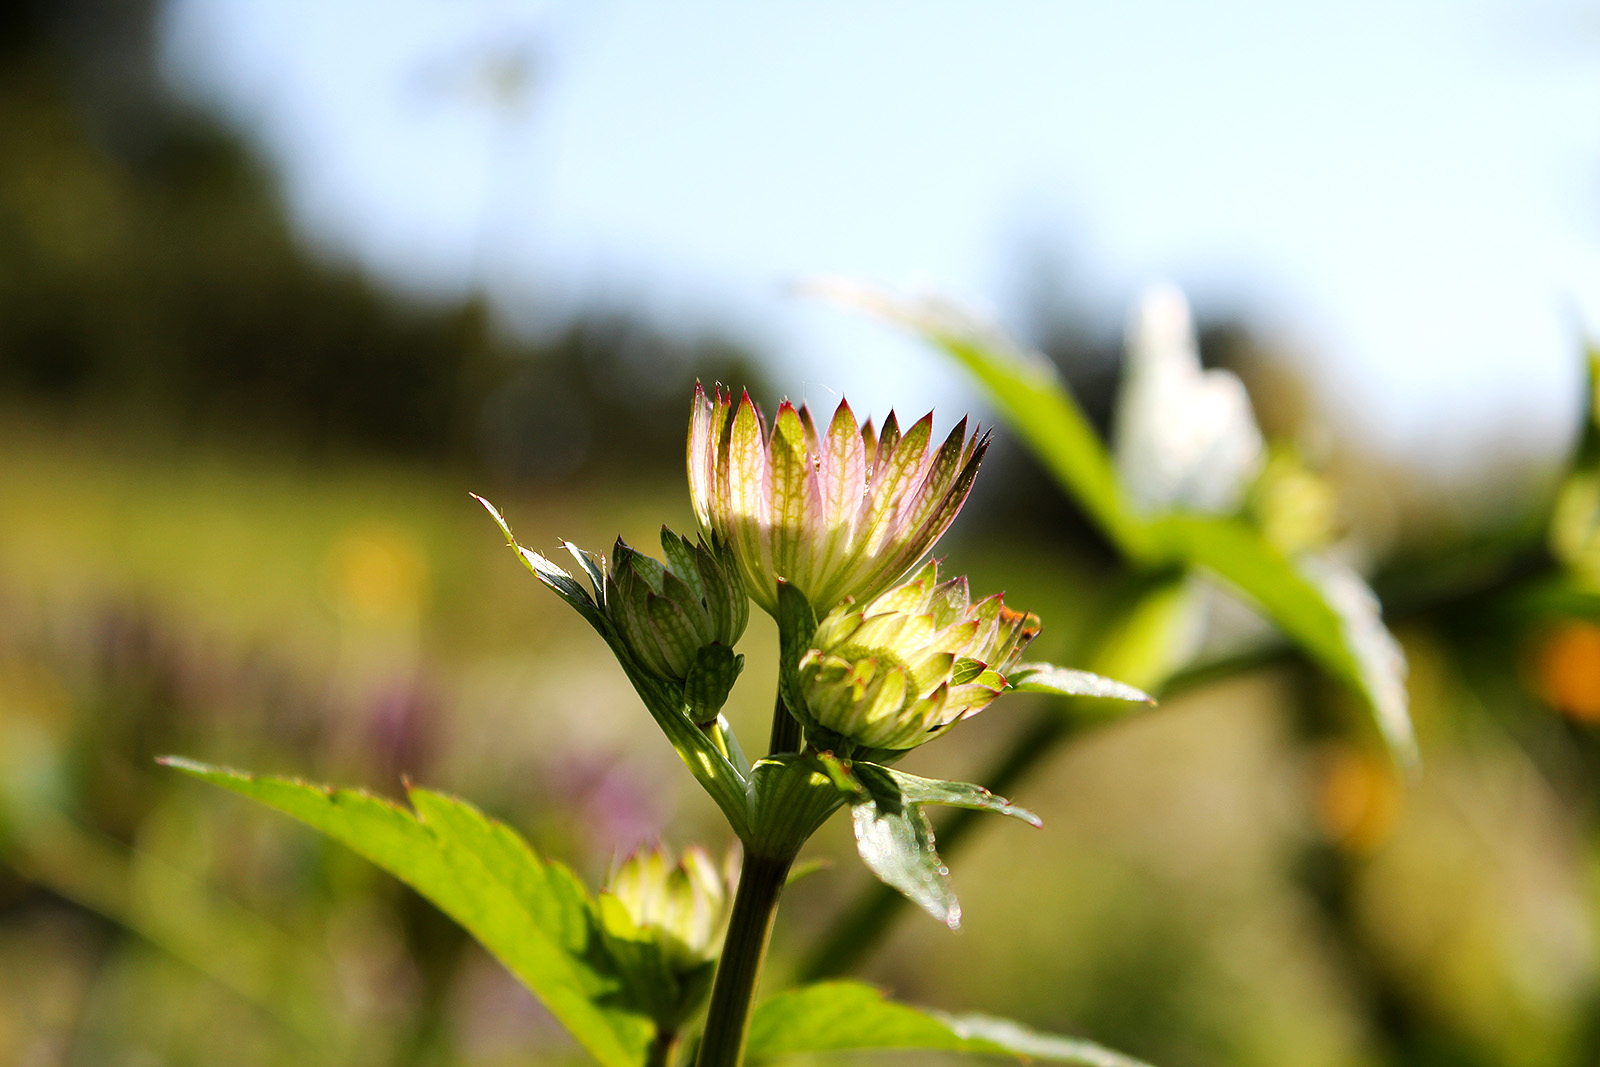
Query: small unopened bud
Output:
[[605, 527, 748, 722], [604, 844, 733, 972], [598, 844, 737, 1029]]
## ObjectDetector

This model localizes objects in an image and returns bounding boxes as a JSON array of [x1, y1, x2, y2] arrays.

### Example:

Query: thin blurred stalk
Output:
[[1280, 661, 1499, 1067], [646, 1028, 681, 1067]]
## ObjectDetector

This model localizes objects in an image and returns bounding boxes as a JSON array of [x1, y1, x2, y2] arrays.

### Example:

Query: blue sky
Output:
[[160, 0, 1600, 477]]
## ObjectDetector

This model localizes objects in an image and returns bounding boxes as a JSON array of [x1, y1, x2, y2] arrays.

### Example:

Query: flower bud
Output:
[[592, 844, 736, 1032], [605, 527, 748, 721], [603, 844, 733, 974], [688, 384, 989, 616], [798, 560, 1039, 752]]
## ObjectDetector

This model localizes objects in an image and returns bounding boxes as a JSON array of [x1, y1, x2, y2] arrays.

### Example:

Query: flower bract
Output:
[[797, 560, 1039, 752], [688, 384, 989, 617]]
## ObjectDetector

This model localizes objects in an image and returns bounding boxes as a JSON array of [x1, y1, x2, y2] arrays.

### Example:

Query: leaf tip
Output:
[[156, 755, 245, 780]]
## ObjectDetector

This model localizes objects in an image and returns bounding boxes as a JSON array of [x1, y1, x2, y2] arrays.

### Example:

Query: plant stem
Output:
[[695, 849, 793, 1067], [768, 691, 802, 754], [646, 1028, 679, 1067], [699, 687, 807, 1066]]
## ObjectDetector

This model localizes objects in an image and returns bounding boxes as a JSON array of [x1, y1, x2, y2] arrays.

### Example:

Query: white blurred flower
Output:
[[1113, 284, 1265, 515]]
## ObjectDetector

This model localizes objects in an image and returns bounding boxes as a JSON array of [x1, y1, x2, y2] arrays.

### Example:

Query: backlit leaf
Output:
[[746, 981, 1154, 1066], [160, 758, 653, 1067]]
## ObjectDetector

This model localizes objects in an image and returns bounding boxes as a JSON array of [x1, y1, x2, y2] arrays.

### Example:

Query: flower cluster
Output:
[[797, 561, 1040, 752]]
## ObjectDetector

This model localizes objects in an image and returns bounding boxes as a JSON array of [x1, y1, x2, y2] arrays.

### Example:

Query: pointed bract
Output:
[[688, 383, 989, 616]]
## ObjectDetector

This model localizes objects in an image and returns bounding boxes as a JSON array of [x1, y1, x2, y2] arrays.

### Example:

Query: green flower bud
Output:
[[604, 844, 733, 972], [597, 844, 736, 1030], [798, 560, 1039, 752], [605, 526, 748, 722]]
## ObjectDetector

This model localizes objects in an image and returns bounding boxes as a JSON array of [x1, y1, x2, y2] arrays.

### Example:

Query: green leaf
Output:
[[1152, 515, 1415, 765], [160, 758, 652, 1067], [831, 761, 1042, 927], [849, 785, 958, 929], [565, 539, 611, 601], [827, 294, 1414, 764], [856, 763, 1041, 828], [745, 981, 1154, 1066], [1008, 664, 1155, 706], [815, 286, 1150, 557], [475, 494, 609, 629]]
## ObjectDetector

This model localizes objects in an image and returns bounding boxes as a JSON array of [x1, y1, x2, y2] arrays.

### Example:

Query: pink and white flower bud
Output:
[[688, 384, 989, 616]]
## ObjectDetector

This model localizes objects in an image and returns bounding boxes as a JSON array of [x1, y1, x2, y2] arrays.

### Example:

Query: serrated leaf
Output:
[[1008, 664, 1156, 706], [565, 540, 609, 603], [474, 494, 605, 626], [1152, 515, 1415, 765], [857, 763, 1042, 828], [745, 981, 1154, 1066], [160, 758, 652, 1067]]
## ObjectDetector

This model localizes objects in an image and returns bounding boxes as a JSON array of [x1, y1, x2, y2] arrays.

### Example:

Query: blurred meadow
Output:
[[4, 2, 1600, 1067]]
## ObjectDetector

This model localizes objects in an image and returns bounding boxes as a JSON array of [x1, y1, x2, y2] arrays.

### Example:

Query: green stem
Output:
[[695, 850, 793, 1067], [768, 691, 802, 755], [646, 1028, 679, 1067], [698, 687, 809, 1066]]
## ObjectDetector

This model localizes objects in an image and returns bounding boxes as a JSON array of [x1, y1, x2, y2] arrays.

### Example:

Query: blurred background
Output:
[[3, 1, 1600, 1065]]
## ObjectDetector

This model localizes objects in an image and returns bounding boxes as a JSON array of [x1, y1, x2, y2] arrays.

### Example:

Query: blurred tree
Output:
[[0, 0, 766, 477]]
